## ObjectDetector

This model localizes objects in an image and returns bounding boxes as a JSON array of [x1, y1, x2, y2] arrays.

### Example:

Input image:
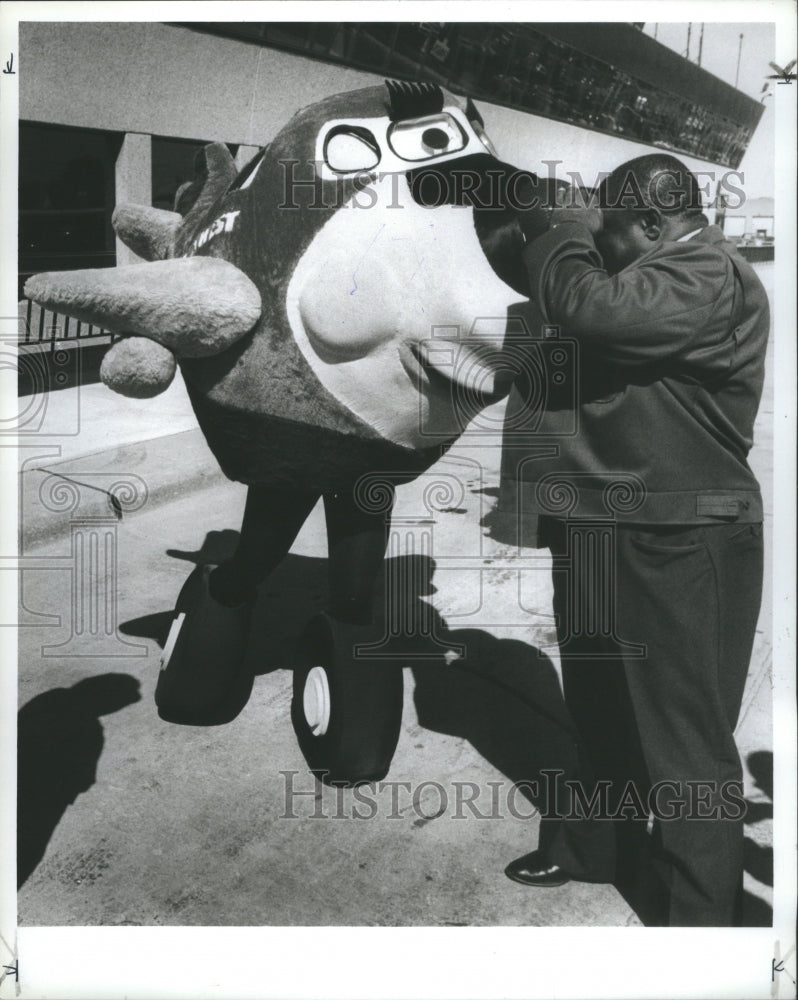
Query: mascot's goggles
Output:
[[314, 105, 497, 182]]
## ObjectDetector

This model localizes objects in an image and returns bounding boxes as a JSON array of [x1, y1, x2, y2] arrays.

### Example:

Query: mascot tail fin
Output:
[[113, 205, 182, 262], [172, 143, 239, 257], [112, 142, 239, 262]]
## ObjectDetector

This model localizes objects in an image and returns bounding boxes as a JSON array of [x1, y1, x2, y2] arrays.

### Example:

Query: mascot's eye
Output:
[[324, 126, 381, 173], [421, 127, 449, 150], [388, 114, 467, 161]]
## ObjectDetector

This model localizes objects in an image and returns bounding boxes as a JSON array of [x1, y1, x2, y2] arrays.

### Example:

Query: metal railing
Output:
[[18, 298, 119, 352]]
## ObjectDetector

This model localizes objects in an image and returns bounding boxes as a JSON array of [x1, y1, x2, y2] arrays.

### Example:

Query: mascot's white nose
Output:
[[288, 172, 517, 448], [296, 175, 514, 363]]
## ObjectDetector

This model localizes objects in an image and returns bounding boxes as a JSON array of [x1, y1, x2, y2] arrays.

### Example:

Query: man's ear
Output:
[[639, 207, 663, 242]]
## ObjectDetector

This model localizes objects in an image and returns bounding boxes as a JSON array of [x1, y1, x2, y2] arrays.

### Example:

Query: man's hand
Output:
[[550, 187, 602, 234], [549, 205, 603, 235], [515, 181, 603, 241]]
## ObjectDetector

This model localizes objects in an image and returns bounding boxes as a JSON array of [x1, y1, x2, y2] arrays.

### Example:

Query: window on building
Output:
[[19, 123, 121, 298]]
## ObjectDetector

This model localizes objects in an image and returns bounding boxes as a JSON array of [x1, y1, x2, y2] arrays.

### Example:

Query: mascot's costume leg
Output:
[[26, 81, 556, 785], [159, 481, 400, 784]]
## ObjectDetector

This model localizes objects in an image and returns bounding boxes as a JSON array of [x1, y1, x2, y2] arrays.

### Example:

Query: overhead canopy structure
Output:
[[177, 21, 765, 168], [535, 23, 762, 134]]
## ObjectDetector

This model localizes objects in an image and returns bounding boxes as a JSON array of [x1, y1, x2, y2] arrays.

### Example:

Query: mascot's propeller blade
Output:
[[24, 257, 262, 358]]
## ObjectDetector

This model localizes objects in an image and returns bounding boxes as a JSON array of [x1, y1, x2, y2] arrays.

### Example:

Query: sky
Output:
[[643, 21, 775, 199]]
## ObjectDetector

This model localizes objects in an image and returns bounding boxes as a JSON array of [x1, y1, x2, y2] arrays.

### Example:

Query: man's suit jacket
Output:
[[498, 224, 769, 525]]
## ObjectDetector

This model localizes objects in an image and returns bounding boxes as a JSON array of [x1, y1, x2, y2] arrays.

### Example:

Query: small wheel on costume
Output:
[[291, 613, 404, 786], [155, 564, 254, 725]]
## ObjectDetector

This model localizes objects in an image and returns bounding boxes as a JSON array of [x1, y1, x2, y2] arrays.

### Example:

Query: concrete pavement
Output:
[[14, 264, 774, 926], [18, 465, 643, 926]]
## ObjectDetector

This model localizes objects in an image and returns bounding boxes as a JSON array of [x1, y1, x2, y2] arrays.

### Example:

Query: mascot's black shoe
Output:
[[504, 850, 571, 887], [155, 564, 254, 724]]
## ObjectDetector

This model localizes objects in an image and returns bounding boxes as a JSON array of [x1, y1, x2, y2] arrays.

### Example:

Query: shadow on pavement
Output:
[[411, 635, 581, 815], [165, 530, 241, 567], [119, 533, 773, 927], [739, 750, 773, 926], [120, 530, 245, 651], [120, 537, 576, 792], [17, 673, 141, 889], [121, 534, 326, 724]]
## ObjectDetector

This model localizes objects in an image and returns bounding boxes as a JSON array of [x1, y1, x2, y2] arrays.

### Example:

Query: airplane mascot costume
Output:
[[26, 80, 557, 784]]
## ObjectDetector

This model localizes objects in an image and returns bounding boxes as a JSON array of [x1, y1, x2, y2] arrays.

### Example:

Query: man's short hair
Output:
[[599, 154, 705, 218]]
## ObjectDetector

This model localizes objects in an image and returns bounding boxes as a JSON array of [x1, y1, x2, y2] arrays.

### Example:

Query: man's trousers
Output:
[[536, 517, 764, 926]]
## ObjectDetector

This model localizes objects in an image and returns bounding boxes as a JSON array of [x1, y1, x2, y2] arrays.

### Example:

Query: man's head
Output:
[[595, 154, 708, 274]]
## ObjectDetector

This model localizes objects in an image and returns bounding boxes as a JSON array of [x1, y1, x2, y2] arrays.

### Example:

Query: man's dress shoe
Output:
[[505, 850, 571, 887]]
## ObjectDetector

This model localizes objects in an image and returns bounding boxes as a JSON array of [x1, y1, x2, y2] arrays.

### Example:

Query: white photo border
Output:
[[1, 2, 795, 998]]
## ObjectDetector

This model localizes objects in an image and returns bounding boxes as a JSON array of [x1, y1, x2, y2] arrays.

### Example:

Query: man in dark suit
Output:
[[500, 154, 769, 925]]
